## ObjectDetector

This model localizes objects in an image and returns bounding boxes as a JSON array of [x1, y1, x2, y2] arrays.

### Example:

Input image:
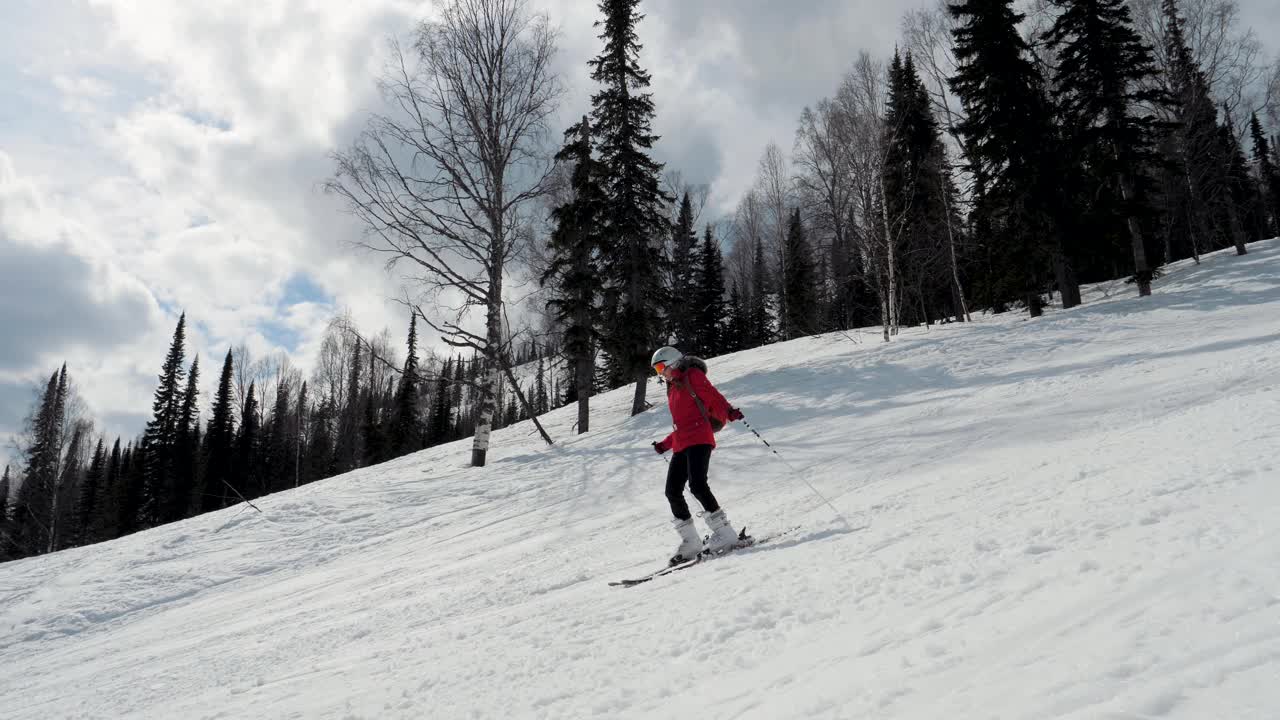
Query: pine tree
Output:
[[1161, 0, 1246, 258], [692, 224, 727, 355], [1221, 113, 1267, 241], [885, 51, 965, 323], [533, 358, 550, 416], [504, 393, 520, 427], [668, 193, 699, 346], [1250, 113, 1280, 236], [589, 0, 674, 416], [333, 341, 363, 472], [949, 0, 1063, 316], [200, 350, 236, 512], [52, 419, 90, 552], [426, 370, 453, 448], [171, 356, 200, 521], [97, 438, 122, 538], [724, 282, 749, 354], [748, 238, 774, 347], [361, 357, 386, 468], [389, 316, 423, 457], [780, 210, 818, 339], [0, 465, 13, 560], [235, 383, 261, 499], [545, 117, 608, 434], [75, 439, 106, 546], [14, 370, 66, 556], [120, 441, 144, 535], [141, 314, 187, 527], [1047, 0, 1164, 295], [294, 381, 310, 487], [265, 380, 292, 493]]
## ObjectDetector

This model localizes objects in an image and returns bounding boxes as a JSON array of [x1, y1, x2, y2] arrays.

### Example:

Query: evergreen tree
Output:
[[589, 0, 674, 416], [265, 380, 292, 492], [544, 117, 607, 434], [504, 393, 520, 427], [780, 210, 818, 339], [885, 51, 963, 323], [0, 465, 13, 560], [305, 395, 334, 486], [1047, 0, 1165, 295], [141, 314, 187, 527], [949, 0, 1064, 316], [201, 350, 236, 512], [1221, 114, 1267, 241], [14, 369, 66, 555], [294, 382, 310, 487], [724, 281, 749, 354], [1250, 113, 1280, 236], [1161, 0, 1246, 257], [748, 238, 774, 347], [361, 348, 386, 468], [333, 341, 363, 472], [426, 370, 453, 448], [52, 419, 90, 551], [89, 435, 121, 540], [75, 439, 106, 546], [668, 193, 699, 345], [533, 358, 550, 416], [389, 316, 423, 457], [95, 438, 123, 542], [120, 441, 144, 535], [235, 383, 261, 499], [692, 224, 727, 354], [171, 356, 200, 521]]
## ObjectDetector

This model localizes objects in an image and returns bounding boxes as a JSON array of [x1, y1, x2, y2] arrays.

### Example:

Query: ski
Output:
[[608, 526, 796, 588]]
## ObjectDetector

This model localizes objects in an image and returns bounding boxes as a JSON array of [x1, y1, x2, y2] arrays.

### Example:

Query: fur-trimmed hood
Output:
[[678, 355, 708, 374]]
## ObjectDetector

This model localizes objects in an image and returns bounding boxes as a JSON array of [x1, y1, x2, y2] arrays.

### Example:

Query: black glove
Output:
[[652, 441, 668, 455], [727, 407, 744, 422]]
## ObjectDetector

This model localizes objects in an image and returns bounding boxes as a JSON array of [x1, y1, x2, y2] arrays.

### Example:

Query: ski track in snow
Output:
[[3, 240, 1280, 719]]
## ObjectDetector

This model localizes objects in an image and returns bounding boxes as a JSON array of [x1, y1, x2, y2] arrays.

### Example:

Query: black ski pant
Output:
[[665, 444, 720, 521]]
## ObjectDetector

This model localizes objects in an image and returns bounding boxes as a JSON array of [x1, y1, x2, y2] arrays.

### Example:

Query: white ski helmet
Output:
[[650, 346, 683, 371]]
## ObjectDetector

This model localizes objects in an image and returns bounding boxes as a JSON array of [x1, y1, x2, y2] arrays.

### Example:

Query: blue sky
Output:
[[0, 0, 1276, 471]]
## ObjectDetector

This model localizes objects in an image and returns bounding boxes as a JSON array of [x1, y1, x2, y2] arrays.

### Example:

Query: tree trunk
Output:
[[631, 377, 647, 418], [1184, 170, 1204, 264], [878, 178, 899, 337], [1225, 198, 1248, 256], [941, 165, 970, 322], [470, 275, 505, 468], [1118, 171, 1153, 297], [498, 360, 554, 446], [575, 353, 592, 434], [1053, 251, 1081, 309]]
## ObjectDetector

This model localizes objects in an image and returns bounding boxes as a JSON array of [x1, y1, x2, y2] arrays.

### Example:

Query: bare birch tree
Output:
[[1130, 0, 1272, 130], [328, 0, 561, 467], [835, 52, 906, 340]]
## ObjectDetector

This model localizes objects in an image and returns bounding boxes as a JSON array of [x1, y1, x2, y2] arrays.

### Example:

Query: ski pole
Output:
[[738, 414, 852, 530]]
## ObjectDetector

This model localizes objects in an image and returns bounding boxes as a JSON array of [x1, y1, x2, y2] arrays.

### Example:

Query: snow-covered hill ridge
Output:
[[3, 240, 1279, 719]]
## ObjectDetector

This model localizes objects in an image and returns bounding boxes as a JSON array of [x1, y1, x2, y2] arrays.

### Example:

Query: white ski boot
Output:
[[670, 517, 704, 565], [704, 508, 740, 555]]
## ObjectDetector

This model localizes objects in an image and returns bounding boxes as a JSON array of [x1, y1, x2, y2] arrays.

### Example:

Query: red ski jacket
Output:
[[656, 360, 732, 454]]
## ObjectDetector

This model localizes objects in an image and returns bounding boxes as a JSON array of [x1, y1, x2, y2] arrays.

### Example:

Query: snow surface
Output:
[[3, 241, 1280, 720]]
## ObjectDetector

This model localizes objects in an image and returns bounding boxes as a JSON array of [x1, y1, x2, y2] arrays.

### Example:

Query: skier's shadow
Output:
[[732, 524, 868, 558]]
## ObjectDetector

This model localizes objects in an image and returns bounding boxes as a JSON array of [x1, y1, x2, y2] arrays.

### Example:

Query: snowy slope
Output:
[[3, 241, 1280, 720]]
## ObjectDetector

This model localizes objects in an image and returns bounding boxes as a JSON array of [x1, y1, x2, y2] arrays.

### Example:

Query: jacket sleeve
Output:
[[657, 431, 675, 452], [689, 369, 731, 422]]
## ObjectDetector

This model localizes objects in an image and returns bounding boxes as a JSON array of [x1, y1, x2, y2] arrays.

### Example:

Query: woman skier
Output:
[[650, 346, 746, 565]]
